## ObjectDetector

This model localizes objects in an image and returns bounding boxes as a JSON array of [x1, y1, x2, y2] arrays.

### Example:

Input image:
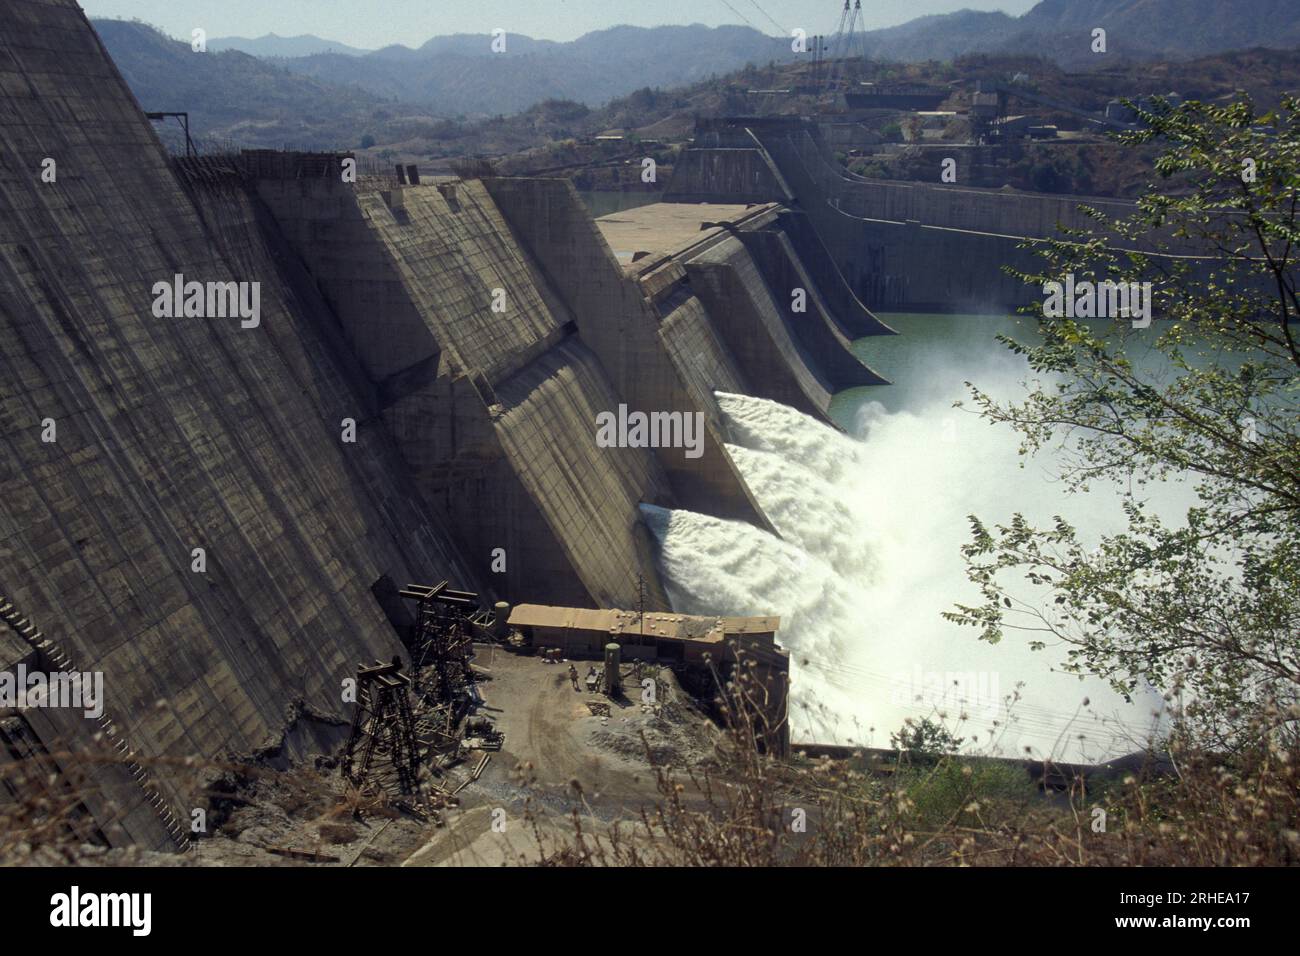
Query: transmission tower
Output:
[[825, 1, 869, 94]]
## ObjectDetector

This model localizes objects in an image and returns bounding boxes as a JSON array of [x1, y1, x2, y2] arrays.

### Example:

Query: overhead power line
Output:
[[716, 0, 758, 30], [747, 0, 788, 36]]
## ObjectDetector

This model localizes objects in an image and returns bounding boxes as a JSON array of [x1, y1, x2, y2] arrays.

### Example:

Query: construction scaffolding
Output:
[[341, 658, 421, 797], [401, 582, 478, 705], [340, 582, 503, 813], [403, 583, 507, 767]]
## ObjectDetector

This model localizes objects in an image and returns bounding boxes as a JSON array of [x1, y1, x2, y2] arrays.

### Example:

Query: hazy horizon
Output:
[[79, 0, 1040, 49]]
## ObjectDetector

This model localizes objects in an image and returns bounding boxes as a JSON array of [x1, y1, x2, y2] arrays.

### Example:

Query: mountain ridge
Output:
[[175, 1, 1300, 116], [208, 33, 372, 57], [91, 0, 1300, 149]]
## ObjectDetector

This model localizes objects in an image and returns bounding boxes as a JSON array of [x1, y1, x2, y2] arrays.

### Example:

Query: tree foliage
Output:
[[945, 95, 1300, 749], [891, 717, 965, 762]]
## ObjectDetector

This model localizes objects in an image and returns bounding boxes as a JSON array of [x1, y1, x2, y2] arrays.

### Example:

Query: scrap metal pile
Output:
[[340, 583, 503, 822]]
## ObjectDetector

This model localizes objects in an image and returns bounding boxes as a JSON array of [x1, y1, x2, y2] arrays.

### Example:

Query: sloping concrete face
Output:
[[356, 181, 570, 385], [656, 295, 749, 427], [253, 176, 568, 390], [482, 178, 773, 526], [685, 237, 836, 421], [665, 146, 794, 205], [0, 0, 474, 847], [734, 225, 890, 390], [253, 171, 672, 609], [772, 210, 896, 339], [493, 340, 673, 609], [588, 199, 889, 428], [249, 177, 444, 385]]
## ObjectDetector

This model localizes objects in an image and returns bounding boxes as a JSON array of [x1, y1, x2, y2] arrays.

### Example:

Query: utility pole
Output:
[[637, 572, 646, 640]]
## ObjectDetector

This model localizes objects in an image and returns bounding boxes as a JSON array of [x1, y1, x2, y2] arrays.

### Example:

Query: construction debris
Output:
[[265, 846, 341, 864]]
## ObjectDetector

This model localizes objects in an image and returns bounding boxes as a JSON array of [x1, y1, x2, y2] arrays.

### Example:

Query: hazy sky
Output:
[[79, 0, 1039, 47]]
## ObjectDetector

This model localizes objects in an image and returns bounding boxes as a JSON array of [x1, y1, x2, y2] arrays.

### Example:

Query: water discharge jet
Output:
[[645, 381, 1170, 763]]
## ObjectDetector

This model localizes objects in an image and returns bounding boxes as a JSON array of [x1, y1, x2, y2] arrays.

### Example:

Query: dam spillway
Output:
[[646, 391, 1167, 760], [0, 0, 892, 849]]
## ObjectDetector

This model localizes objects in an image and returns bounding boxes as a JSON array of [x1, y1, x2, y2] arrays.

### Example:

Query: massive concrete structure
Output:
[[668, 118, 1202, 312], [0, 0, 891, 849], [1, 0, 473, 849], [591, 201, 891, 423]]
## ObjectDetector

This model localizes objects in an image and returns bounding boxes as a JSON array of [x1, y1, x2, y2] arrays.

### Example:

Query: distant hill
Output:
[[208, 33, 371, 58], [92, 20, 398, 150], [183, 1, 1300, 121], [90, 1, 1300, 152], [273, 24, 794, 115], [857, 0, 1300, 67], [1016, 0, 1300, 57]]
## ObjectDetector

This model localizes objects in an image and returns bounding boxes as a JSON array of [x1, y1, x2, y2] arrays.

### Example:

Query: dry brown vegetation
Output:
[[0, 736, 396, 865], [5, 671, 1297, 866], [531, 665, 1300, 867]]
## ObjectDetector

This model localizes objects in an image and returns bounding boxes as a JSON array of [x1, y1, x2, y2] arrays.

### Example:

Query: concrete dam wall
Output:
[[591, 201, 892, 422], [0, 0, 471, 849], [668, 118, 1207, 313], [0, 0, 888, 849], [247, 172, 671, 610]]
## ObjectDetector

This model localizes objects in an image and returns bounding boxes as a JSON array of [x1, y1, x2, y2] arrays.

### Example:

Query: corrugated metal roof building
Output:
[[507, 603, 789, 755], [506, 603, 781, 664]]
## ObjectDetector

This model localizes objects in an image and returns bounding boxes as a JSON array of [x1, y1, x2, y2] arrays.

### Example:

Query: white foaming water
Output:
[[645, 385, 1171, 762]]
